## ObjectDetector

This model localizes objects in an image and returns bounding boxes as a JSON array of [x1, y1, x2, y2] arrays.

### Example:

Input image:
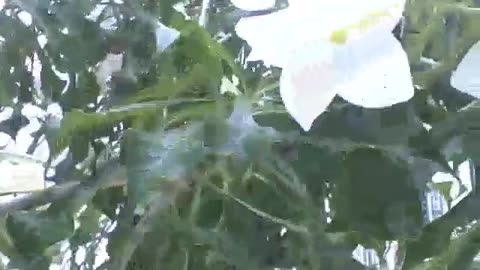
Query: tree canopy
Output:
[[1, 0, 480, 269]]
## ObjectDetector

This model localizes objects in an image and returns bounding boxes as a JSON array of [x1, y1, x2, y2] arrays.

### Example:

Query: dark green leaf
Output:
[[330, 147, 423, 240], [6, 210, 74, 255]]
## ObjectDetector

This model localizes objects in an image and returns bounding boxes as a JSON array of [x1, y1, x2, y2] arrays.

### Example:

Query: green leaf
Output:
[[92, 187, 125, 220], [330, 147, 423, 240], [70, 205, 102, 247], [411, 223, 480, 270], [0, 218, 14, 258], [6, 254, 51, 270], [6, 210, 74, 255], [404, 192, 480, 269], [70, 133, 90, 162], [38, 55, 67, 101]]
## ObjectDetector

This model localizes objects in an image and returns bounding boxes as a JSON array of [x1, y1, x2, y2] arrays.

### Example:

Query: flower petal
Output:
[[235, 10, 296, 67], [280, 45, 340, 131], [451, 41, 480, 98], [235, 0, 406, 67], [245, 47, 286, 67], [230, 0, 275, 11], [336, 33, 414, 108], [235, 8, 339, 67], [326, 0, 406, 44]]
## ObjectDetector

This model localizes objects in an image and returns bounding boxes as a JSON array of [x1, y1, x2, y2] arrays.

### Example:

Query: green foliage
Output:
[[330, 147, 423, 241], [6, 209, 73, 268], [2, 0, 480, 269]]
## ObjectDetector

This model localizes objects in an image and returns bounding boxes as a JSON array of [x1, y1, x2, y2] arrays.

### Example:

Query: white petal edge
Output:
[[235, 0, 406, 67], [235, 10, 295, 67], [336, 33, 414, 108], [230, 0, 275, 11], [451, 40, 480, 99], [280, 49, 339, 131], [288, 0, 406, 43]]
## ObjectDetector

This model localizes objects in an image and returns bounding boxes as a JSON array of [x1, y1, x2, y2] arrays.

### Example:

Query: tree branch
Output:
[[0, 159, 127, 216]]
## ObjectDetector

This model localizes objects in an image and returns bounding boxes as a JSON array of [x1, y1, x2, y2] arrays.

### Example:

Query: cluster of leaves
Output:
[[1, 0, 480, 269]]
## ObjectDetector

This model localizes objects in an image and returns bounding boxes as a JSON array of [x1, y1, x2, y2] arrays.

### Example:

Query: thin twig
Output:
[[205, 180, 309, 234]]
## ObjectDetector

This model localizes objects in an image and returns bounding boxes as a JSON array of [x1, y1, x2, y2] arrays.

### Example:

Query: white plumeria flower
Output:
[[451, 40, 480, 98], [233, 0, 414, 131], [230, 0, 275, 11]]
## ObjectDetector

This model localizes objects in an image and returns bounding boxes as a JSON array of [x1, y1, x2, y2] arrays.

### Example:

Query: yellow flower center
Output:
[[329, 3, 401, 44]]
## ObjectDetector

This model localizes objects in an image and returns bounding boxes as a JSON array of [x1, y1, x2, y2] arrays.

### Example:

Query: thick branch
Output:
[[0, 159, 126, 216], [0, 182, 81, 215]]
